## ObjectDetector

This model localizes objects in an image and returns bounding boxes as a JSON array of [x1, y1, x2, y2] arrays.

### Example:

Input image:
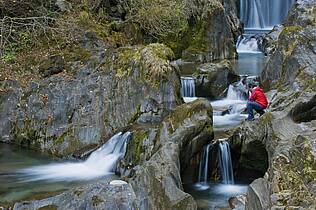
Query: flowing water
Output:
[[218, 141, 234, 185], [0, 132, 130, 205], [187, 140, 246, 209], [240, 0, 296, 29], [181, 77, 196, 98]]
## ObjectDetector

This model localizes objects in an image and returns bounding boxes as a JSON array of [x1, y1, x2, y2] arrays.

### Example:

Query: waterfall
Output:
[[226, 79, 248, 101], [19, 132, 131, 182], [240, 0, 296, 29], [218, 141, 234, 184], [198, 144, 213, 183], [181, 77, 196, 97], [236, 35, 260, 54]]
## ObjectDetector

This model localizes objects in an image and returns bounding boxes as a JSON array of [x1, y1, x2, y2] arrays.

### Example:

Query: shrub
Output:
[[127, 0, 188, 38]]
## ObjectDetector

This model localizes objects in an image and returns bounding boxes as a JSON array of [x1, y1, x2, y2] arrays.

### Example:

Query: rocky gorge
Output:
[[0, 0, 315, 210]]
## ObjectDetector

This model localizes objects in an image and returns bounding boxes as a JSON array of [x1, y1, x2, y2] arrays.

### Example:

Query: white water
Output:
[[19, 132, 131, 182], [183, 97, 198, 103], [198, 144, 213, 183], [181, 77, 196, 98], [218, 141, 234, 184], [212, 80, 248, 129], [240, 0, 296, 29], [236, 36, 261, 54]]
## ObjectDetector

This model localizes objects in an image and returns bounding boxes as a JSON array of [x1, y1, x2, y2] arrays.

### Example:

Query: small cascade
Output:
[[198, 144, 213, 183], [19, 132, 131, 182], [236, 35, 261, 54], [240, 0, 296, 29], [197, 141, 234, 185], [226, 79, 248, 101], [218, 141, 234, 184], [181, 77, 196, 98]]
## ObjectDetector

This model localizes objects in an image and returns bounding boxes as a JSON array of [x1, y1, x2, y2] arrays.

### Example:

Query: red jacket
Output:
[[249, 87, 268, 108]]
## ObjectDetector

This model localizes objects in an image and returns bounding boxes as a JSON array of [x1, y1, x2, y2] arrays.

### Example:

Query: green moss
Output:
[[128, 105, 141, 124], [277, 135, 316, 205], [128, 130, 149, 164], [166, 100, 211, 133], [13, 118, 42, 148], [280, 26, 303, 37], [114, 47, 142, 78], [74, 190, 83, 197], [91, 195, 104, 206]]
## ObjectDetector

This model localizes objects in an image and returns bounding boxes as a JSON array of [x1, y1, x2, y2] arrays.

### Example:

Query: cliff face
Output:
[[0, 43, 182, 156], [261, 0, 316, 90], [180, 0, 241, 62]]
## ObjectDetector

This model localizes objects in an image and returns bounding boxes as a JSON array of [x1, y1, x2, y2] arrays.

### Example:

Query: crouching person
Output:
[[247, 83, 268, 121]]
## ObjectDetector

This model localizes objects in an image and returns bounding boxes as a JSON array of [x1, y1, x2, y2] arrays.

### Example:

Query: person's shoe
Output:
[[257, 110, 265, 116]]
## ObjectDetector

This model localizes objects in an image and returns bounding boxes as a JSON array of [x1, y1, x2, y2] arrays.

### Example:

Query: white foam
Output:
[[19, 132, 131, 182]]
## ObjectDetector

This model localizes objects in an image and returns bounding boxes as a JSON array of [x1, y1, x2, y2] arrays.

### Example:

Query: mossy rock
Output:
[[166, 99, 213, 133]]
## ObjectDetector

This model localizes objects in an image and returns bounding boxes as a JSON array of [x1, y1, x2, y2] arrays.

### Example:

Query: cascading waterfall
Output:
[[198, 144, 213, 183], [236, 35, 260, 53], [240, 0, 296, 29], [237, 0, 296, 53], [197, 141, 234, 185], [19, 132, 131, 182], [218, 141, 234, 184], [181, 77, 196, 98]]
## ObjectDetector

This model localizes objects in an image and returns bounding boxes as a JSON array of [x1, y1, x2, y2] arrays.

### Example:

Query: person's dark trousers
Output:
[[247, 101, 265, 120]]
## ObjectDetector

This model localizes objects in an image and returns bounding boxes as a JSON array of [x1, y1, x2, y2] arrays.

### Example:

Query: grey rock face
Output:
[[258, 25, 284, 55], [182, 0, 238, 62], [195, 60, 239, 98], [261, 0, 316, 89], [128, 99, 213, 210], [231, 93, 316, 209], [0, 44, 181, 156]]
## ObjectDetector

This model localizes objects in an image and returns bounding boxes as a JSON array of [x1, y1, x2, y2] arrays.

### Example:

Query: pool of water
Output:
[[231, 53, 268, 76], [185, 182, 248, 210], [0, 143, 114, 206]]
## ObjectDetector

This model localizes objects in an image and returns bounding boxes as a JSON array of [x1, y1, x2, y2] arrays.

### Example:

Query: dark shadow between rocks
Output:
[[230, 140, 268, 184]]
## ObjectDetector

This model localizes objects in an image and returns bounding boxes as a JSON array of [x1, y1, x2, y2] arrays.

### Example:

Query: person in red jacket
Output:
[[246, 83, 268, 120]]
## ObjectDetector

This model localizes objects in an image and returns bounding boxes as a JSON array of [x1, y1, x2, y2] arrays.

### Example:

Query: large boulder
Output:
[[125, 99, 213, 210], [195, 60, 239, 98], [0, 43, 182, 156], [246, 178, 270, 210]]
